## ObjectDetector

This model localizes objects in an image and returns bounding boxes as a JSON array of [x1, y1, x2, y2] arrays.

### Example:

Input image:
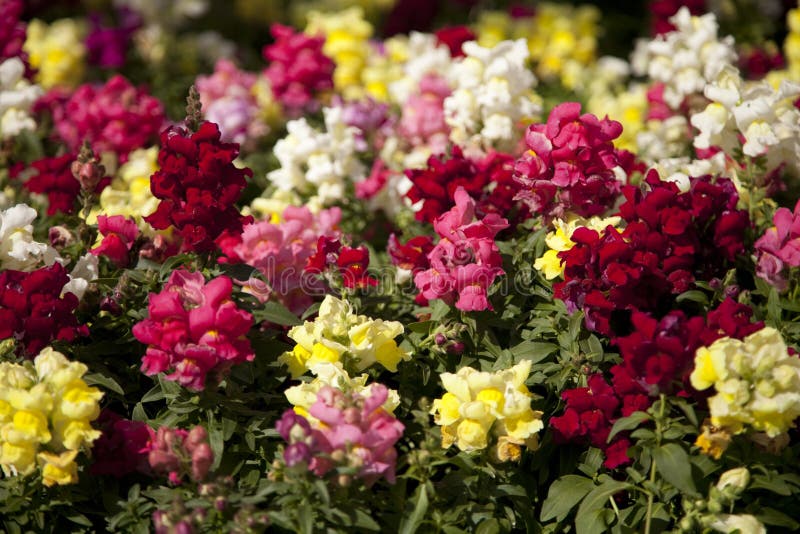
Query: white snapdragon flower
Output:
[[636, 115, 690, 163], [388, 32, 454, 104], [0, 204, 59, 271], [62, 254, 99, 301], [268, 106, 365, 206], [649, 153, 728, 193], [633, 7, 736, 109], [0, 58, 42, 140], [691, 65, 800, 176], [444, 39, 540, 151]]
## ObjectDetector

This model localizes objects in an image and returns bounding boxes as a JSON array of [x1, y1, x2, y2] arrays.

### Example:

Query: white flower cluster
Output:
[[632, 7, 735, 109], [0, 204, 59, 271], [0, 58, 42, 141], [388, 32, 454, 104], [0, 203, 97, 300], [636, 116, 690, 163], [444, 39, 540, 151], [268, 106, 365, 206], [649, 153, 727, 193], [691, 64, 800, 176]]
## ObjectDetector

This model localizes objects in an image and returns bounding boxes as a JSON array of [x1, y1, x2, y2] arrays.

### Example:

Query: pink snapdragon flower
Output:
[[132, 269, 254, 390], [277, 385, 404, 487], [220, 206, 341, 313], [413, 187, 508, 311], [48, 75, 165, 162], [146, 425, 214, 484], [91, 215, 138, 267], [196, 59, 269, 147], [399, 74, 451, 154], [263, 24, 334, 115], [755, 200, 800, 291], [514, 102, 625, 219]]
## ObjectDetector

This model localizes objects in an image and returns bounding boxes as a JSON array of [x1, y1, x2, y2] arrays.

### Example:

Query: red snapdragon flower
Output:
[[306, 237, 379, 289], [91, 215, 138, 267], [0, 263, 88, 357], [145, 121, 252, 253], [434, 25, 475, 57], [90, 410, 153, 477], [21, 153, 109, 215]]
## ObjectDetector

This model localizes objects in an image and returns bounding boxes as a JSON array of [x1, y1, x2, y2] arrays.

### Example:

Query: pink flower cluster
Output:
[[220, 206, 341, 313], [132, 269, 255, 391], [514, 102, 625, 220], [0, 0, 28, 73], [399, 74, 451, 154], [91, 215, 138, 267], [263, 24, 334, 116], [49, 75, 165, 161], [755, 199, 800, 292], [276, 384, 404, 487], [146, 425, 214, 484], [414, 187, 508, 311], [196, 59, 268, 148]]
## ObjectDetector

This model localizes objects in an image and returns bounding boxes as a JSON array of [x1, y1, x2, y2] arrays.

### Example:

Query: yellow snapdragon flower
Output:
[[95, 147, 160, 229], [691, 327, 800, 438], [306, 7, 373, 99], [23, 19, 86, 89], [279, 295, 410, 377], [534, 215, 621, 280], [430, 360, 543, 455], [0, 348, 102, 484]]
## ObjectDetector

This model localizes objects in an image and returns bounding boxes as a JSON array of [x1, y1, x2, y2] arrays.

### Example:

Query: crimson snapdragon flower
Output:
[[145, 121, 252, 253]]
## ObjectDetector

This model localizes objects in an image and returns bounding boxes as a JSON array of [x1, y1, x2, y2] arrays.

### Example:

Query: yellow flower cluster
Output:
[[786, 6, 800, 79], [279, 295, 410, 377], [284, 361, 400, 421], [23, 19, 86, 89], [534, 215, 621, 280], [430, 360, 543, 457], [306, 7, 373, 99], [0, 348, 103, 486], [475, 4, 600, 89], [290, 0, 396, 29], [94, 147, 160, 228], [690, 327, 800, 438]]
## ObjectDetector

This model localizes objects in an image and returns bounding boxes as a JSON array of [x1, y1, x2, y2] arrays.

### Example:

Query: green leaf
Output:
[[253, 301, 301, 326], [475, 518, 500, 534], [757, 507, 800, 529], [541, 475, 595, 522], [398, 483, 429, 534], [65, 513, 92, 527], [676, 290, 709, 306], [575, 479, 630, 534], [607, 411, 650, 443], [140, 385, 164, 403], [84, 372, 125, 395], [509, 341, 558, 364], [652, 443, 698, 496]]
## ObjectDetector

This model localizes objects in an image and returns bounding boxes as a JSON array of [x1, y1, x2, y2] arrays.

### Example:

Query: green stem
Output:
[[644, 395, 667, 534]]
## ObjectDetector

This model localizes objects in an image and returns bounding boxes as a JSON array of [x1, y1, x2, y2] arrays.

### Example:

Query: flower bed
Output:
[[2, 1, 800, 532]]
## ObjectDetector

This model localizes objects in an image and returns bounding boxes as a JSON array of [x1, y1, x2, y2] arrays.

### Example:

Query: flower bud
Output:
[[214, 496, 227, 511], [190, 443, 214, 481], [716, 467, 750, 496], [446, 341, 465, 355], [48, 225, 74, 248], [434, 333, 447, 346], [184, 426, 208, 453]]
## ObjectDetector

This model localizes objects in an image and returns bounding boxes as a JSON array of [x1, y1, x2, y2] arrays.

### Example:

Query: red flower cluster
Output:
[[513, 102, 625, 220], [90, 410, 153, 478], [21, 153, 108, 215], [144, 121, 252, 253], [388, 234, 434, 274], [50, 75, 165, 161], [550, 374, 632, 469], [263, 24, 335, 116], [0, 263, 88, 357], [132, 270, 255, 391], [649, 0, 706, 35], [554, 171, 749, 335], [306, 237, 379, 289], [551, 298, 762, 469], [406, 146, 525, 224]]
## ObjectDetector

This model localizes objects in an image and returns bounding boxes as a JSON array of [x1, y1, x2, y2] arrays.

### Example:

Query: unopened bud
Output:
[[48, 225, 74, 248], [446, 341, 465, 355], [716, 467, 750, 495], [434, 333, 447, 346]]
